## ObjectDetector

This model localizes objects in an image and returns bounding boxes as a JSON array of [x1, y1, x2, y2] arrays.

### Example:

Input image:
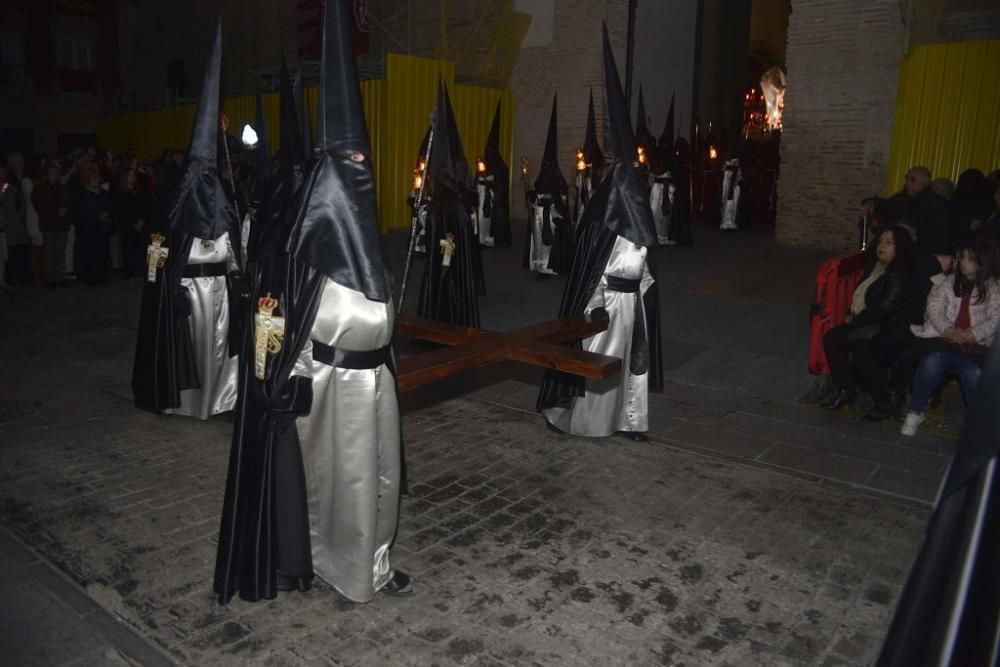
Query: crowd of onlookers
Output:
[[0, 146, 253, 290], [822, 165, 1000, 437]]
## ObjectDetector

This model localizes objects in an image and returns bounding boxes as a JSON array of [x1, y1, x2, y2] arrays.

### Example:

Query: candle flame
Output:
[[708, 146, 718, 160]]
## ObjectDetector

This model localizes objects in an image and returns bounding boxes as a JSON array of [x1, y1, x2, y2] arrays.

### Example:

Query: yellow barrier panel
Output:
[[886, 39, 1000, 193], [96, 53, 514, 233]]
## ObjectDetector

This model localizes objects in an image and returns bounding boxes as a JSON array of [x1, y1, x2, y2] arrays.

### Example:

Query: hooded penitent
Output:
[[574, 88, 603, 227], [406, 124, 432, 254], [650, 92, 692, 247], [477, 98, 511, 248], [416, 80, 484, 328], [536, 23, 662, 437], [634, 84, 656, 169], [524, 93, 574, 275], [132, 18, 241, 419], [876, 332, 1000, 666], [215, 0, 403, 605]]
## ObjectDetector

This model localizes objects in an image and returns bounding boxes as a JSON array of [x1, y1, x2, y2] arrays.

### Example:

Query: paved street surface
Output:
[[0, 223, 956, 665]]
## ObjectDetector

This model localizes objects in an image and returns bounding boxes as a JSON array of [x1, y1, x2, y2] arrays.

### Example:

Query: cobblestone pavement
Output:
[[0, 226, 946, 665]]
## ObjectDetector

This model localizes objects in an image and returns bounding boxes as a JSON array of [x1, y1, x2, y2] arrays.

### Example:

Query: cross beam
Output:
[[393, 313, 620, 392]]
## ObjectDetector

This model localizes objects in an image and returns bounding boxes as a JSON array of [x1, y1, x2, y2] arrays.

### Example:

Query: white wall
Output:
[[630, 0, 698, 140]]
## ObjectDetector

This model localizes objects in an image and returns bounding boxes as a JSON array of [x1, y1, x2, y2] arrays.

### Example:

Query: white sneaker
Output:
[[900, 411, 926, 437]]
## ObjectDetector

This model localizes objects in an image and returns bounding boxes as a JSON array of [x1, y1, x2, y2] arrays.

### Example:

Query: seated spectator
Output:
[[931, 178, 954, 200], [899, 242, 1000, 436], [974, 180, 1000, 243], [822, 225, 919, 410], [862, 166, 950, 257], [950, 169, 993, 248]]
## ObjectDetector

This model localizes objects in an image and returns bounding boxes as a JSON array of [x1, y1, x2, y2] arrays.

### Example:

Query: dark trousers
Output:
[[75, 230, 110, 284], [823, 324, 861, 391], [4, 243, 31, 283], [851, 332, 904, 405], [123, 227, 147, 279]]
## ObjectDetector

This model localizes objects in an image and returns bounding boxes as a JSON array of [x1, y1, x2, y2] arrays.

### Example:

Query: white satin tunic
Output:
[[649, 170, 674, 245], [544, 235, 654, 437], [528, 196, 559, 275], [477, 176, 495, 247], [167, 232, 239, 420], [294, 279, 401, 603]]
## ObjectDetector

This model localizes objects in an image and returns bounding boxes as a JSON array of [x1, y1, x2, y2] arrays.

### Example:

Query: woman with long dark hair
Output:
[[899, 241, 1000, 435], [822, 225, 919, 412]]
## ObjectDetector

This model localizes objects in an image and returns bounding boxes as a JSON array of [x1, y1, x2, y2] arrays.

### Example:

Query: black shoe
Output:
[[381, 570, 413, 596], [822, 389, 856, 410], [617, 430, 648, 442]]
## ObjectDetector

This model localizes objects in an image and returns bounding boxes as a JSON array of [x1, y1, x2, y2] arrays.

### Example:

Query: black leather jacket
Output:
[[853, 263, 913, 330]]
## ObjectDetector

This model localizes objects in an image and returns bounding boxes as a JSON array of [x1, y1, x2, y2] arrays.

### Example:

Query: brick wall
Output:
[[508, 1, 628, 211], [775, 0, 904, 251]]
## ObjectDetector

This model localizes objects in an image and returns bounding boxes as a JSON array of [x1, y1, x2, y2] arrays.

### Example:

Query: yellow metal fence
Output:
[[886, 39, 1000, 193], [96, 53, 514, 233]]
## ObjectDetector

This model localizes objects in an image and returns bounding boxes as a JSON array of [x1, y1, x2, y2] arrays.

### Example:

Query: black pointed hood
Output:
[[254, 85, 271, 181], [658, 93, 675, 150], [430, 80, 475, 199], [168, 18, 237, 241], [590, 23, 656, 247], [293, 67, 313, 157], [634, 84, 655, 152], [582, 88, 603, 170], [285, 0, 392, 303], [534, 93, 567, 198], [416, 124, 431, 168], [482, 98, 507, 176], [278, 55, 305, 167]]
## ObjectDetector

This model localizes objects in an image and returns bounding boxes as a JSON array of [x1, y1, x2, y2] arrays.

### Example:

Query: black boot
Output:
[[822, 389, 856, 410]]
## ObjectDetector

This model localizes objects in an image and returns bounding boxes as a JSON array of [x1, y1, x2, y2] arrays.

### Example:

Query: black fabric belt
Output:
[[183, 262, 228, 278], [653, 177, 670, 184], [312, 341, 391, 370], [607, 276, 641, 293]]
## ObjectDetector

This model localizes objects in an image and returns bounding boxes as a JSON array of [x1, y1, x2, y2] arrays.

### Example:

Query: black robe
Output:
[[417, 193, 483, 328]]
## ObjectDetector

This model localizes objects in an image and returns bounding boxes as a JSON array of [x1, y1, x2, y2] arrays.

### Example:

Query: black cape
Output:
[[417, 81, 483, 328]]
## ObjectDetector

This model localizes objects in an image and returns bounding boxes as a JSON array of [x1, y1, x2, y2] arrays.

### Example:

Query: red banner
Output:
[[298, 0, 369, 61]]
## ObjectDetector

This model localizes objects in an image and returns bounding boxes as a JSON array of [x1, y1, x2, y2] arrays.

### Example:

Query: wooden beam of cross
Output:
[[393, 313, 621, 392]]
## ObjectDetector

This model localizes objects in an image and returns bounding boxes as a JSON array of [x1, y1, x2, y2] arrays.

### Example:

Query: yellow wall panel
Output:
[[886, 39, 1000, 193], [96, 53, 513, 234]]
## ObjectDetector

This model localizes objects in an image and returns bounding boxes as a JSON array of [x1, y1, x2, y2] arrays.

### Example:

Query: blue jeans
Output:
[[910, 351, 982, 413]]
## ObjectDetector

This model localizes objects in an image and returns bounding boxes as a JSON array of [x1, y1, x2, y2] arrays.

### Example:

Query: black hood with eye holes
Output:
[[284, 0, 392, 303]]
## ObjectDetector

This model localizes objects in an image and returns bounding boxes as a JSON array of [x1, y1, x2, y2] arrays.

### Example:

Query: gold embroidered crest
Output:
[[254, 293, 285, 380], [146, 234, 169, 282]]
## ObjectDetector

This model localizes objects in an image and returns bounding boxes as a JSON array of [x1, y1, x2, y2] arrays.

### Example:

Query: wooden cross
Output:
[[393, 313, 621, 392]]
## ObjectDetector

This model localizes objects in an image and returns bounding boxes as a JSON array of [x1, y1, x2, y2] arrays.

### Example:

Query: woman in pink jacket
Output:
[[901, 241, 1000, 435]]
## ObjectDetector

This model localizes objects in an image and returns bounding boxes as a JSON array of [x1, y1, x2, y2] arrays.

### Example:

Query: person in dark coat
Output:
[[114, 167, 152, 281], [74, 171, 114, 285], [865, 166, 951, 257], [822, 225, 920, 412]]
